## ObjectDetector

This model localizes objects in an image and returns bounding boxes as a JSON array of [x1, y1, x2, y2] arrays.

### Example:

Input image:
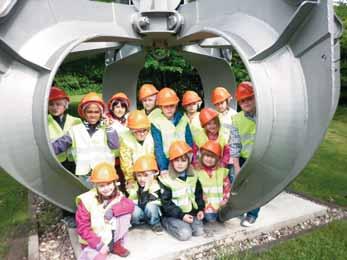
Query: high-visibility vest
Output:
[[147, 108, 161, 122], [194, 126, 230, 150], [232, 111, 256, 159], [151, 112, 189, 157], [196, 167, 228, 212], [127, 180, 161, 206], [183, 112, 202, 144], [159, 173, 198, 213], [48, 114, 81, 162], [76, 189, 122, 246], [120, 130, 155, 182], [69, 124, 114, 175], [218, 108, 237, 131], [110, 119, 128, 158]]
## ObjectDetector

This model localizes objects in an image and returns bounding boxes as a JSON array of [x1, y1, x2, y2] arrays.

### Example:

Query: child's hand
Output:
[[160, 170, 169, 176], [183, 214, 194, 224], [197, 211, 204, 221], [103, 115, 113, 128]]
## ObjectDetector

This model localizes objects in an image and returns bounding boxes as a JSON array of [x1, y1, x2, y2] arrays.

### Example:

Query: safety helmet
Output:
[[107, 92, 131, 111], [90, 162, 119, 183], [127, 110, 150, 129], [133, 155, 158, 173], [211, 86, 231, 105], [156, 87, 180, 106], [199, 107, 219, 126], [78, 92, 106, 118], [49, 86, 70, 102], [138, 84, 159, 101], [182, 90, 202, 107], [201, 140, 222, 158], [235, 81, 254, 102], [169, 140, 192, 161]]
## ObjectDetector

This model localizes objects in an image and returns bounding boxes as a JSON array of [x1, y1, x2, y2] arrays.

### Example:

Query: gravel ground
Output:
[[32, 195, 75, 260], [177, 207, 347, 260], [31, 194, 347, 260]]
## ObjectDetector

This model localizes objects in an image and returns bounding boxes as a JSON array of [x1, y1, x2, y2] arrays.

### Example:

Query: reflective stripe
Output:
[[203, 186, 223, 194]]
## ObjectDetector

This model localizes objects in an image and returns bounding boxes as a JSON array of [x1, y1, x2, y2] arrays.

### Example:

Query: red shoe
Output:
[[112, 240, 130, 257]]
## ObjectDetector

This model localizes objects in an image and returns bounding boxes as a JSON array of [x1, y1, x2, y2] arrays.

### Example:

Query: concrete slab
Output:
[[69, 192, 328, 260]]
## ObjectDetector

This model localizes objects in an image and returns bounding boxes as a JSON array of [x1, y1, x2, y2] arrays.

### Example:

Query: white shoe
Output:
[[241, 215, 257, 227]]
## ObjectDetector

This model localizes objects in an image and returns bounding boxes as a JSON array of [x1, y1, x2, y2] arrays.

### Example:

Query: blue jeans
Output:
[[131, 204, 161, 226], [204, 213, 218, 223], [239, 157, 260, 220]]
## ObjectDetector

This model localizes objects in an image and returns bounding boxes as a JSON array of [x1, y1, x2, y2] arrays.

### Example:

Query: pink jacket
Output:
[[75, 195, 135, 249]]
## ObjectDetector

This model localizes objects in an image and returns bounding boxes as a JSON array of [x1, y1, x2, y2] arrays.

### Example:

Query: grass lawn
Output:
[[218, 219, 347, 260], [0, 170, 30, 258], [289, 106, 347, 207]]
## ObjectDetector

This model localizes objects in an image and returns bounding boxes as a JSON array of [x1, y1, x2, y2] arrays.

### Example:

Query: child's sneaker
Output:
[[151, 223, 164, 234], [241, 215, 257, 227], [112, 240, 130, 257]]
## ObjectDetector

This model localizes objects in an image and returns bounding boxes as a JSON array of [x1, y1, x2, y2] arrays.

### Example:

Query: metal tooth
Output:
[[138, 16, 150, 29], [168, 15, 178, 30]]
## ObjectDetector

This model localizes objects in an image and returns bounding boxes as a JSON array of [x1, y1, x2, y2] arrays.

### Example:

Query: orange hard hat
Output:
[[127, 110, 150, 129], [169, 140, 192, 161], [199, 107, 219, 126], [107, 92, 131, 111], [90, 162, 119, 183], [201, 140, 222, 158], [235, 81, 254, 101], [49, 86, 70, 102], [133, 155, 158, 173], [182, 90, 202, 107], [138, 84, 159, 101], [211, 87, 231, 105], [78, 92, 106, 118], [156, 87, 180, 106]]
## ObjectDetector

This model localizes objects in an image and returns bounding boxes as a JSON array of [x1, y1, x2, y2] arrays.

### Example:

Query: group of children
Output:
[[48, 82, 258, 259]]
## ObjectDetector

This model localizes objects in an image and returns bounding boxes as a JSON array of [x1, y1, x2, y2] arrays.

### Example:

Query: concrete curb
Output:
[[28, 192, 40, 260]]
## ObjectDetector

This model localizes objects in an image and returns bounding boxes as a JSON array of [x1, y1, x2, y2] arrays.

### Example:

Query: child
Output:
[[106, 92, 131, 137], [182, 90, 203, 139], [48, 86, 81, 172], [211, 86, 237, 130], [127, 155, 163, 233], [51, 92, 119, 186], [151, 87, 194, 175], [195, 140, 231, 223], [159, 140, 205, 241], [195, 107, 230, 167], [229, 82, 260, 227], [120, 110, 154, 186], [138, 83, 160, 118], [76, 162, 134, 259]]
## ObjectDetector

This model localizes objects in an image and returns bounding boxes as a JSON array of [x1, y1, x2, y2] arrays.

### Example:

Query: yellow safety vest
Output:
[[69, 124, 114, 175], [48, 114, 81, 162], [183, 112, 202, 145], [151, 112, 189, 157], [120, 130, 154, 182], [147, 108, 161, 122], [127, 180, 161, 206], [219, 108, 237, 130], [196, 167, 228, 212], [159, 171, 198, 213], [232, 111, 256, 158], [76, 189, 122, 246]]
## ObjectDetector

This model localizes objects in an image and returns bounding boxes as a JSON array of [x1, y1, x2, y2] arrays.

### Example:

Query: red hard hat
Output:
[[49, 86, 70, 102], [199, 107, 219, 126], [235, 82, 254, 101], [107, 92, 131, 111]]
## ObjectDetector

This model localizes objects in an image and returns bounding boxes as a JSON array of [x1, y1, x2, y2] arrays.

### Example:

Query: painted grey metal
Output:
[[0, 0, 340, 219]]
